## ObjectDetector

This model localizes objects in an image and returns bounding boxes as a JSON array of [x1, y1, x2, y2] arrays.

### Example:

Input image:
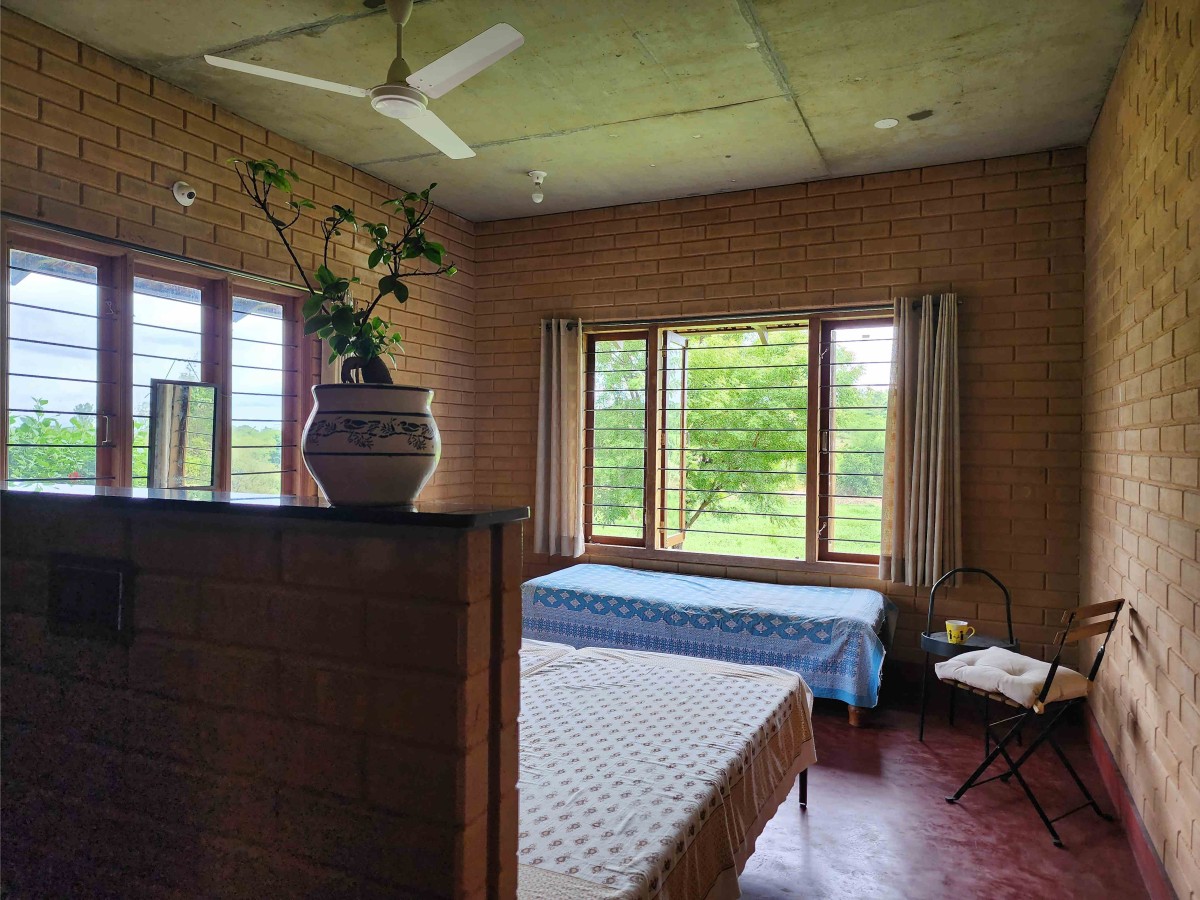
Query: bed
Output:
[[518, 641, 816, 900], [522, 563, 895, 715]]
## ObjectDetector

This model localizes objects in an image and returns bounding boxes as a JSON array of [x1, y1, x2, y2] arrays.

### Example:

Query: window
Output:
[[2, 228, 310, 495], [584, 315, 894, 565], [6, 248, 114, 484]]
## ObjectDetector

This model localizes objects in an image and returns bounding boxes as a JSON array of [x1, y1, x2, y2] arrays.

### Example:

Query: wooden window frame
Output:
[[583, 330, 649, 547], [226, 281, 311, 497], [816, 316, 893, 565], [582, 312, 894, 569], [1, 220, 314, 496]]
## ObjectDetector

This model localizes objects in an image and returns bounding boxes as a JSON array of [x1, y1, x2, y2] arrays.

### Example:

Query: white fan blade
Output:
[[204, 55, 370, 98], [400, 109, 475, 159], [406, 23, 523, 99]]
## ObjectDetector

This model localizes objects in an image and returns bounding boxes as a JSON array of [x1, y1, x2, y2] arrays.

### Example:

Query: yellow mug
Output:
[[946, 620, 975, 645]]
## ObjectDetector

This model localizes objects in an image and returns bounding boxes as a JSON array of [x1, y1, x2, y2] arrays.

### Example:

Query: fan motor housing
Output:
[[370, 84, 427, 119]]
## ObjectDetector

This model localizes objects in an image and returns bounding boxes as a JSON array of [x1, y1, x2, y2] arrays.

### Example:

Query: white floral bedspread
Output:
[[517, 645, 815, 900]]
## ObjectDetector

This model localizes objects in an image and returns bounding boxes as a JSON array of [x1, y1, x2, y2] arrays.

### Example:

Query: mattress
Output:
[[517, 644, 816, 900], [522, 563, 893, 707]]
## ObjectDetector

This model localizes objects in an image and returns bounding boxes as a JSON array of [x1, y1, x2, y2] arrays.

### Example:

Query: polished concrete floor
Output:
[[739, 691, 1149, 900]]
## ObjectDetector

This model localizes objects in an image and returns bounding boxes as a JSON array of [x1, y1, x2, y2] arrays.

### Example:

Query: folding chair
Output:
[[937, 598, 1125, 847]]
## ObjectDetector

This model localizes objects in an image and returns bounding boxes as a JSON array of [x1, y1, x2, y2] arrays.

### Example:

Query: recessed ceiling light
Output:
[[874, 118, 899, 129], [649, 163, 656, 167], [692, 134, 702, 138]]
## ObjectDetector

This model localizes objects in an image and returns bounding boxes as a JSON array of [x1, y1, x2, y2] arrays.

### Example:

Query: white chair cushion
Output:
[[934, 647, 1089, 709]]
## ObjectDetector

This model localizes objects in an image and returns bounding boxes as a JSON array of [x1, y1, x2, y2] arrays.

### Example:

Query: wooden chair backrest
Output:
[[1053, 598, 1124, 646]]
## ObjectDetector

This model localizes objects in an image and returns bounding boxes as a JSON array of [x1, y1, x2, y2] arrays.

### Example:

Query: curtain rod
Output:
[[583, 294, 959, 331], [1, 213, 308, 293], [584, 302, 892, 330]]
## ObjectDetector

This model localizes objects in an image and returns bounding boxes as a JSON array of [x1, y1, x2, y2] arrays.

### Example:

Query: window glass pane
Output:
[[823, 322, 893, 557], [661, 325, 808, 561], [587, 337, 647, 540], [6, 250, 101, 482], [230, 296, 289, 493], [131, 276, 205, 482]]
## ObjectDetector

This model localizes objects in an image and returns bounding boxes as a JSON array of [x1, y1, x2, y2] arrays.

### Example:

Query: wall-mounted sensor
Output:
[[172, 181, 197, 207], [528, 170, 547, 204]]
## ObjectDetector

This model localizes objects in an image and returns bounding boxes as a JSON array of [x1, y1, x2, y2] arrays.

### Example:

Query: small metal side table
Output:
[[918, 566, 1018, 742]]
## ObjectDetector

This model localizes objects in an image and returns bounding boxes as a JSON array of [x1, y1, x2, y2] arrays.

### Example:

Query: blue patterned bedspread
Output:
[[522, 563, 894, 708]]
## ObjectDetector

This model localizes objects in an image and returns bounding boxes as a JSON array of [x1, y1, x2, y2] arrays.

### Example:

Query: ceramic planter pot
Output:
[[301, 383, 441, 508]]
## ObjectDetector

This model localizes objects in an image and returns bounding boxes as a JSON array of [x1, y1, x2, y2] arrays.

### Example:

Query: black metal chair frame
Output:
[[943, 598, 1125, 847], [918, 567, 1018, 742]]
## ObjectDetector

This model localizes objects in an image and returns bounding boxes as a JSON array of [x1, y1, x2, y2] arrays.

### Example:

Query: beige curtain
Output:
[[535, 318, 585, 557], [879, 294, 962, 586]]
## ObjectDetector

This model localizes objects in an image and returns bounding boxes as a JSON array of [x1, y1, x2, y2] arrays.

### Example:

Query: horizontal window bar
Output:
[[651, 486, 804, 497], [657, 425, 810, 431], [232, 335, 295, 349], [5, 476, 114, 482], [6, 442, 99, 448], [9, 372, 109, 385], [682, 468, 807, 476], [9, 301, 100, 321], [659, 363, 810, 372], [132, 320, 204, 338], [231, 443, 294, 449], [132, 351, 203, 365], [9, 336, 110, 353], [602, 385, 807, 393], [655, 525, 803, 540], [8, 408, 99, 417], [8, 263, 101, 288], [231, 469, 294, 476], [669, 341, 809, 351], [820, 494, 883, 501], [596, 447, 805, 455], [662, 508, 807, 520]]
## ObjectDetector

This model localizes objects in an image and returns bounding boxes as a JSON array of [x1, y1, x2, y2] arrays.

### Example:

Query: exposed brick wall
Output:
[[0, 493, 522, 898], [0, 12, 477, 500], [474, 150, 1089, 663], [1082, 1, 1200, 896]]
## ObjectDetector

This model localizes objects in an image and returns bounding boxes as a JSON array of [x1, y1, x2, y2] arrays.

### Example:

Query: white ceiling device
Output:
[[528, 170, 547, 203], [203, 0, 523, 160]]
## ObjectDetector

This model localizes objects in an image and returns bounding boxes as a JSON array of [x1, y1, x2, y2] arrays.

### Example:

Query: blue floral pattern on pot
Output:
[[308, 417, 436, 451]]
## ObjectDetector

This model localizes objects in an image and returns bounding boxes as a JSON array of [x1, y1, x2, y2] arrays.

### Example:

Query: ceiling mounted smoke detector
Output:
[[529, 170, 547, 204]]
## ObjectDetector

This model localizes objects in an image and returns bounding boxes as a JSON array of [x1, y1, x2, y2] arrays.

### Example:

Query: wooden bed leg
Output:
[[798, 769, 808, 810], [848, 705, 871, 727]]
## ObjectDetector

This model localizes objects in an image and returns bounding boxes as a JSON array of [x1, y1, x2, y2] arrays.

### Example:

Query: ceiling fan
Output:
[[203, 0, 523, 159]]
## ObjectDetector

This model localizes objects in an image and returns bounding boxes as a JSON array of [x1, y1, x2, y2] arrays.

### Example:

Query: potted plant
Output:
[[230, 158, 457, 508]]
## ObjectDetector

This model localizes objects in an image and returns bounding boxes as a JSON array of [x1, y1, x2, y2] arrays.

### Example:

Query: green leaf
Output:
[[318, 326, 334, 339], [331, 305, 356, 336], [392, 281, 409, 303], [303, 314, 331, 335], [315, 265, 335, 287], [302, 294, 324, 317], [368, 246, 385, 269], [446, 265, 458, 276], [378, 274, 397, 296], [328, 350, 340, 364], [423, 246, 443, 265]]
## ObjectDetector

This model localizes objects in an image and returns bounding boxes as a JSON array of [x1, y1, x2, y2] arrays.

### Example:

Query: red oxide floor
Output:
[[739, 693, 1149, 900]]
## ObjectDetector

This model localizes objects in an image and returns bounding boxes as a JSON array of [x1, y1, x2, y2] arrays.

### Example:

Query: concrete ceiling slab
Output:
[[3, 0, 1139, 220]]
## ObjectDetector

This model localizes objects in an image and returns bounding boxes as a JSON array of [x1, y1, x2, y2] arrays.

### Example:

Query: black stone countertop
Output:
[[0, 483, 529, 529]]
